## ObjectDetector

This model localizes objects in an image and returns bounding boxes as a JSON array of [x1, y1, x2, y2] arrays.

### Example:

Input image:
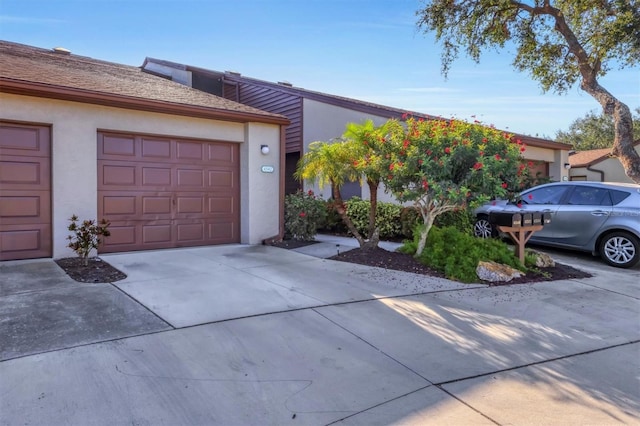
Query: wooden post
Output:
[[497, 225, 544, 264]]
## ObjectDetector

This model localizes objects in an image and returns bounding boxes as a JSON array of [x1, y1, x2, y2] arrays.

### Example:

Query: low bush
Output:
[[67, 215, 111, 266], [402, 225, 527, 283], [344, 197, 402, 239], [284, 190, 326, 241]]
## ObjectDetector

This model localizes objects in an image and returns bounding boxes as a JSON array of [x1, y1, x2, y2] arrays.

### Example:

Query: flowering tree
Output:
[[380, 116, 530, 256]]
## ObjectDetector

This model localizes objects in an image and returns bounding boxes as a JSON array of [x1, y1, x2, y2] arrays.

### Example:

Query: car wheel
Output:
[[599, 231, 640, 268], [473, 215, 495, 238]]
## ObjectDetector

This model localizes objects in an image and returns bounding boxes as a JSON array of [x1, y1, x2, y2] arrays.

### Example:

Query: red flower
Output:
[[444, 147, 451, 154], [418, 159, 424, 165], [520, 146, 526, 153], [473, 162, 483, 170], [495, 154, 501, 160], [527, 161, 534, 167], [403, 140, 410, 149], [517, 203, 522, 208], [528, 194, 533, 200], [299, 212, 306, 218], [482, 138, 488, 143], [479, 151, 484, 156], [307, 190, 314, 196], [491, 201, 497, 206], [401, 113, 408, 120], [426, 150, 432, 156], [421, 179, 429, 190], [501, 182, 508, 189], [389, 163, 395, 171]]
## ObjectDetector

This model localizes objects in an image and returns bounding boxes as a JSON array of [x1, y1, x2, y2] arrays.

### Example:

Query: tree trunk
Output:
[[581, 82, 640, 184], [415, 211, 435, 257], [367, 178, 379, 240], [332, 182, 366, 247]]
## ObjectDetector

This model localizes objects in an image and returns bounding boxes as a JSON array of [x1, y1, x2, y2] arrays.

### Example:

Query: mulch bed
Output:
[[267, 239, 320, 250], [329, 246, 592, 286], [55, 257, 127, 283]]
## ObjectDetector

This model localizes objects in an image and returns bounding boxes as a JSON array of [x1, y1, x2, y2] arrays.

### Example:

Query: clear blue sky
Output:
[[1, 0, 638, 138]]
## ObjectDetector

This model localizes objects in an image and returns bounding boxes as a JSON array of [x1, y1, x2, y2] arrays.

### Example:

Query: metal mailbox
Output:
[[489, 212, 522, 227], [521, 213, 533, 227], [531, 212, 542, 226]]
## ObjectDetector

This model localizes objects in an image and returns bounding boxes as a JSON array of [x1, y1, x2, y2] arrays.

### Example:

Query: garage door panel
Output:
[[0, 224, 51, 261], [207, 143, 237, 164], [176, 168, 204, 187], [0, 156, 50, 191], [0, 124, 49, 157], [101, 134, 136, 157], [141, 138, 171, 159], [0, 191, 50, 225], [0, 123, 51, 260], [98, 132, 240, 253]]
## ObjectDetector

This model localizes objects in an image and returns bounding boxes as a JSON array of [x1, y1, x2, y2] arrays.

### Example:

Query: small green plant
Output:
[[67, 215, 111, 265], [284, 190, 327, 241], [402, 225, 526, 283]]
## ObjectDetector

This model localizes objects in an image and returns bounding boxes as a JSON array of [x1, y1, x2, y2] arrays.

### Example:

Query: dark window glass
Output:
[[610, 189, 631, 205], [521, 185, 568, 205], [567, 187, 612, 206]]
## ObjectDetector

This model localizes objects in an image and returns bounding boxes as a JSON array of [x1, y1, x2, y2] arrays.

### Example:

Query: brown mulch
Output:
[[55, 257, 127, 283], [328, 246, 592, 286]]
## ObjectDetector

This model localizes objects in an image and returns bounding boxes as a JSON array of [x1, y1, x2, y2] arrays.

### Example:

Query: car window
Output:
[[610, 189, 631, 205], [567, 187, 612, 206], [521, 185, 568, 205]]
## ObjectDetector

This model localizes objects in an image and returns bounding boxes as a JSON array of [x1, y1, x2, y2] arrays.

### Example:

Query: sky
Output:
[[1, 0, 638, 139]]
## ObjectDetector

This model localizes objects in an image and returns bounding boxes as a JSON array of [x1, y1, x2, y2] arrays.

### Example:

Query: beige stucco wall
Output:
[[570, 146, 640, 183], [1, 93, 281, 257], [302, 98, 398, 204]]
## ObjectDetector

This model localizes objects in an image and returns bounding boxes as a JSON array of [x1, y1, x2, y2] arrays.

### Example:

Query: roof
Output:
[[0, 41, 289, 125], [569, 141, 640, 168], [143, 57, 572, 152]]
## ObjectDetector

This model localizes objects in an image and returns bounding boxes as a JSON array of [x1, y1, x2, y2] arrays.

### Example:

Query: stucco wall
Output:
[[570, 147, 640, 183], [1, 93, 280, 257], [302, 98, 398, 203]]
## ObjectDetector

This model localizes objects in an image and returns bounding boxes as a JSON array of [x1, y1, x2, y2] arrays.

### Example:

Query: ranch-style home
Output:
[[142, 57, 573, 202], [569, 141, 640, 183], [0, 40, 289, 261]]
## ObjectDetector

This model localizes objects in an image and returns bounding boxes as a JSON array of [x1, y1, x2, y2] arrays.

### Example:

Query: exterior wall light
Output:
[[261, 144, 270, 155], [564, 163, 571, 170]]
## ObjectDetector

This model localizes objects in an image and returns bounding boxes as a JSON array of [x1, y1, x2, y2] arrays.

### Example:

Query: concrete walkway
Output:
[[0, 237, 638, 425]]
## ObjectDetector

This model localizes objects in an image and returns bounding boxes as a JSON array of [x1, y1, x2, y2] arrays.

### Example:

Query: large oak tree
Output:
[[416, 0, 640, 183]]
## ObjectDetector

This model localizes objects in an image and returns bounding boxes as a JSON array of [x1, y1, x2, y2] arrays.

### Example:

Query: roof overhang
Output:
[[0, 78, 290, 126]]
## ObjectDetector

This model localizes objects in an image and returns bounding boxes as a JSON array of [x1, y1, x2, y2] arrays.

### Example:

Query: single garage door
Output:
[[97, 132, 240, 253], [0, 122, 52, 260]]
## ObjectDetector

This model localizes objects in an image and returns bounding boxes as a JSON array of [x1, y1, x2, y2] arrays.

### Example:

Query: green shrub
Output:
[[318, 198, 348, 234], [433, 209, 475, 235], [403, 226, 526, 283], [400, 207, 421, 238], [67, 215, 111, 266], [344, 197, 402, 239], [284, 190, 326, 241]]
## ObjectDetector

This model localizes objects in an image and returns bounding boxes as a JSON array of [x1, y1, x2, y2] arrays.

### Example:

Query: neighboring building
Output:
[[142, 58, 573, 201], [0, 41, 289, 261], [568, 141, 640, 183]]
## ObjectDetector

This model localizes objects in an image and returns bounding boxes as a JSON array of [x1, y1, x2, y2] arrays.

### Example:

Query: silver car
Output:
[[473, 181, 640, 268]]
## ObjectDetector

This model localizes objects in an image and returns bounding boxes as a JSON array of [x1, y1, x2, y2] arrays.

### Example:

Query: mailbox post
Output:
[[489, 212, 550, 264]]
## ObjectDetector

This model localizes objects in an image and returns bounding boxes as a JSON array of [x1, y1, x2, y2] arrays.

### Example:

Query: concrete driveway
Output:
[[1, 240, 638, 425]]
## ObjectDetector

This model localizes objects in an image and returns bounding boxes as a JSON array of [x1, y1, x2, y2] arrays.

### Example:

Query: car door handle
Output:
[[591, 210, 609, 216]]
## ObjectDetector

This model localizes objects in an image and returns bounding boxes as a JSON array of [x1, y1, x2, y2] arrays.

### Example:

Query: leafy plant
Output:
[[66, 215, 111, 266], [284, 190, 326, 241], [402, 225, 526, 283], [345, 197, 402, 239]]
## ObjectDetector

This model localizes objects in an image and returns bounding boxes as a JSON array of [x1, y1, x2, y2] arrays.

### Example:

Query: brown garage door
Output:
[[0, 122, 52, 260], [97, 132, 240, 253]]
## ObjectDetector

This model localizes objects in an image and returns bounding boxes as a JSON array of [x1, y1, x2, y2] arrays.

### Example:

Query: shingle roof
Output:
[[569, 141, 640, 167], [0, 40, 288, 124], [145, 57, 572, 151]]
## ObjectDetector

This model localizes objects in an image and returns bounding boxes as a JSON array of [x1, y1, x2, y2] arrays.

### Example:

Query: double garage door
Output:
[[98, 132, 240, 253], [0, 125, 239, 260]]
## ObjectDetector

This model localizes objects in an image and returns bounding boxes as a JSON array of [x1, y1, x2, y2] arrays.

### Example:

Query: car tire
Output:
[[473, 215, 496, 239], [598, 231, 640, 268]]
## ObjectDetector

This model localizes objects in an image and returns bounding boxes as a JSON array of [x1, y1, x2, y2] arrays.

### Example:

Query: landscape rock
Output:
[[476, 260, 524, 282], [528, 250, 556, 268]]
